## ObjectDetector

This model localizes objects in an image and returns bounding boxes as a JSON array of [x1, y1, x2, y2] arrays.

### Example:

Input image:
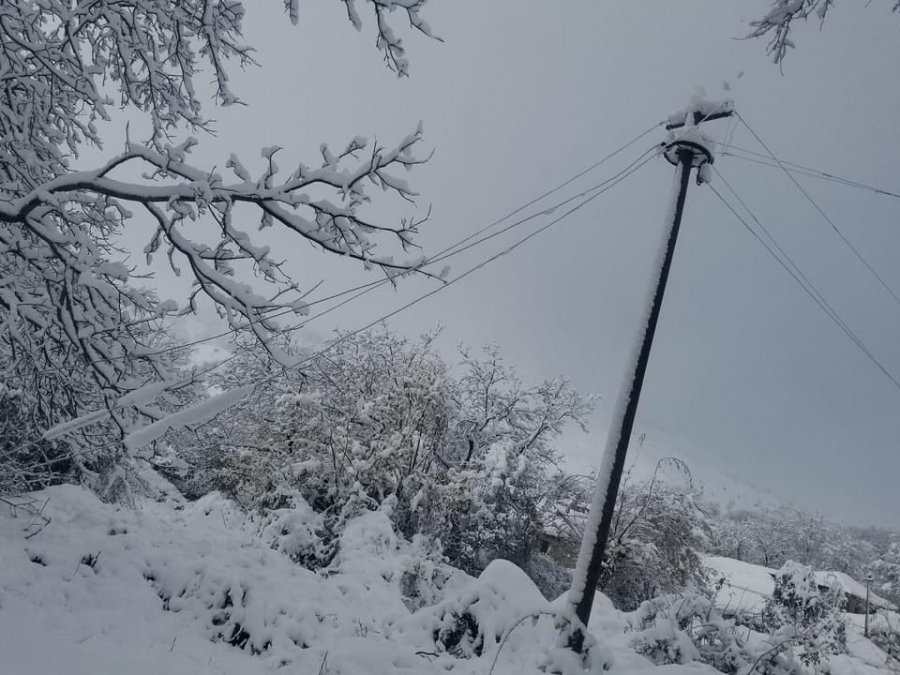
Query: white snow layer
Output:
[[0, 483, 893, 675]]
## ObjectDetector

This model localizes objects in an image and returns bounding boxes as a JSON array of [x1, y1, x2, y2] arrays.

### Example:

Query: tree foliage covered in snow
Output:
[[759, 561, 847, 668], [430, 345, 592, 578], [871, 538, 900, 606], [0, 1, 438, 493], [749, 0, 900, 63], [171, 327, 592, 587], [598, 465, 711, 611], [707, 504, 889, 584], [542, 458, 711, 612]]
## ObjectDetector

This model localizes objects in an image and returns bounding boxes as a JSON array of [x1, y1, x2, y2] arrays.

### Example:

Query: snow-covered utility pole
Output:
[[564, 97, 733, 654]]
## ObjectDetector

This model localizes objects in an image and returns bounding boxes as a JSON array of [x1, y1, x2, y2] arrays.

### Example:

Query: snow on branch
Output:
[[0, 0, 440, 480], [1, 128, 434, 324], [748, 0, 900, 64]]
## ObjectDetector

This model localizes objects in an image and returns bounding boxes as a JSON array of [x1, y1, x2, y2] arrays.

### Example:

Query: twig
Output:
[[487, 611, 557, 675]]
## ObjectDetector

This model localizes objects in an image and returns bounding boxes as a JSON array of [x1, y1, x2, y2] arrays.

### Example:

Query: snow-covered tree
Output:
[[750, 0, 900, 63], [592, 460, 711, 611], [0, 1, 437, 492], [0, 310, 194, 498], [872, 539, 900, 606], [427, 345, 592, 576], [761, 561, 847, 668], [173, 329, 592, 586]]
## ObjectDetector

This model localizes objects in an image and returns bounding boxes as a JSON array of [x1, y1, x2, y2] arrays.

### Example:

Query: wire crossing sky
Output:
[[109, 2, 900, 527]]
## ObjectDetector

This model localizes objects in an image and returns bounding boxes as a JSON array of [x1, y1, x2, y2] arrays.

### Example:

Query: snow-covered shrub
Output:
[[597, 468, 710, 611], [866, 612, 900, 663], [872, 539, 900, 608], [258, 492, 332, 570], [175, 329, 591, 591], [524, 553, 573, 601], [0, 322, 194, 502], [327, 498, 468, 615], [426, 559, 547, 658], [423, 346, 591, 580], [627, 592, 751, 673], [760, 561, 847, 667], [0, 383, 77, 493]]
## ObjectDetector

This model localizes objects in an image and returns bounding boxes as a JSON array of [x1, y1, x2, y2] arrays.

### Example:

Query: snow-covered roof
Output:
[[814, 570, 893, 609], [703, 555, 897, 613], [703, 555, 776, 615]]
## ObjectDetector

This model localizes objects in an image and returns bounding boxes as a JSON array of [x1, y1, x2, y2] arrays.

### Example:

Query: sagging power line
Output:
[[737, 112, 900, 307], [720, 144, 900, 201], [39, 136, 659, 444], [40, 124, 664, 375], [707, 171, 900, 393]]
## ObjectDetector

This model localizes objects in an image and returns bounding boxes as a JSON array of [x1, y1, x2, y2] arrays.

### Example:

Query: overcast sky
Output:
[[115, 1, 900, 528]]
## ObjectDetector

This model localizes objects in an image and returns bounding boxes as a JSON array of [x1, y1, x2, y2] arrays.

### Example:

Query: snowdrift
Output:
[[0, 485, 894, 675]]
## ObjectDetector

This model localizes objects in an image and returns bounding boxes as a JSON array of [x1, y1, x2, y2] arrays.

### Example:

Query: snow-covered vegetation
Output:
[[2, 0, 899, 673], [4, 461, 900, 675], [5, 324, 900, 674]]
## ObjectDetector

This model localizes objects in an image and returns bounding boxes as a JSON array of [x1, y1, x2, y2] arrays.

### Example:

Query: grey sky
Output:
[[116, 2, 900, 527]]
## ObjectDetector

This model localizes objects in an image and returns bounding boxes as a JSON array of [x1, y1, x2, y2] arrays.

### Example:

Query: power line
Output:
[[232, 153, 655, 385], [433, 123, 663, 262], [720, 145, 900, 201], [46, 151, 655, 444], [44, 124, 663, 374], [711, 166, 856, 337], [156, 143, 663, 368], [736, 112, 900, 308], [706, 174, 900, 393], [426, 145, 662, 266]]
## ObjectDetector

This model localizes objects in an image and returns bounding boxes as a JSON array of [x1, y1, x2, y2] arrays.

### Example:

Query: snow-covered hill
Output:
[[1, 480, 895, 675], [0, 483, 682, 675]]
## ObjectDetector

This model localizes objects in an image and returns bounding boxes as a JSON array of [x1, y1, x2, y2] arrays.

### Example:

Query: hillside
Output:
[[0, 482, 686, 675], [2, 479, 897, 675]]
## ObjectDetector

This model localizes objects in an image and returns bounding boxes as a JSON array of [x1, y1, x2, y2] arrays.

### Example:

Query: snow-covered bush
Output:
[[175, 328, 591, 589], [258, 491, 332, 569], [424, 346, 591, 578], [760, 561, 847, 667], [866, 611, 900, 663], [627, 593, 751, 673], [524, 553, 574, 602], [872, 539, 900, 607], [426, 559, 547, 658], [597, 465, 710, 611]]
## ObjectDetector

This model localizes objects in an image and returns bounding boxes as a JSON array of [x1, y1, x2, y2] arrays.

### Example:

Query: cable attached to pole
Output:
[[737, 112, 900, 307], [707, 174, 900, 393]]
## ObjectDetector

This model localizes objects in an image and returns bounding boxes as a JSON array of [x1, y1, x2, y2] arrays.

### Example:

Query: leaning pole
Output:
[[564, 97, 734, 654]]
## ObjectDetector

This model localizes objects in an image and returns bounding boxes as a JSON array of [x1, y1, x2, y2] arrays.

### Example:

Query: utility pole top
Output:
[[663, 96, 735, 179], [665, 97, 735, 130]]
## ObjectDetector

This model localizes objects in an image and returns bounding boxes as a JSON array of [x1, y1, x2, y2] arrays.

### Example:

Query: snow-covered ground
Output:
[[0, 483, 680, 675], [0, 482, 895, 675]]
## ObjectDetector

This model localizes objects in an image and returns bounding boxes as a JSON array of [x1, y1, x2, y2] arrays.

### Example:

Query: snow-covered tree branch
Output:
[[749, 0, 900, 63], [0, 0, 438, 494]]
